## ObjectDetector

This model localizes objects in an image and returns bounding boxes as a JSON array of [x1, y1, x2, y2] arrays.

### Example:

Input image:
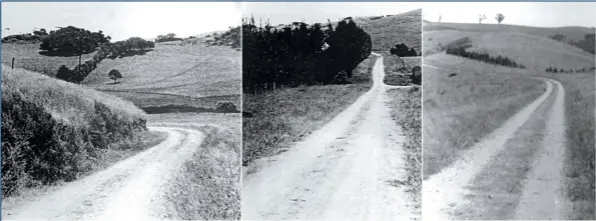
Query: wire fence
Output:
[[2, 57, 59, 76]]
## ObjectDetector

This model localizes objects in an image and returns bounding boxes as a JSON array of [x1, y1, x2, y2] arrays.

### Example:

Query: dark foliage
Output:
[[39, 26, 110, 56], [446, 38, 525, 69], [1, 93, 146, 196], [242, 17, 372, 93], [390, 43, 418, 57]]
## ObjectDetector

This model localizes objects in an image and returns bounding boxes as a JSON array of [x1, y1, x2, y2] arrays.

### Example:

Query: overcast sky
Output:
[[2, 2, 241, 41], [244, 2, 595, 28], [421, 2, 596, 28]]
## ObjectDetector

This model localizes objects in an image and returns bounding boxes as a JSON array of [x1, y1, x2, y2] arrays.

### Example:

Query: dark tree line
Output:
[[446, 43, 525, 69], [39, 26, 110, 56], [546, 66, 596, 73], [242, 17, 372, 93]]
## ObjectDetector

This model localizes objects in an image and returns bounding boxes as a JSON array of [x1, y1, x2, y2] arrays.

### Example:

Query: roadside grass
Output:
[[163, 125, 240, 220], [1, 66, 158, 197], [422, 56, 546, 178], [379, 51, 421, 86], [386, 87, 421, 211], [1, 43, 96, 76], [242, 55, 376, 166], [355, 9, 421, 52], [546, 72, 595, 220]]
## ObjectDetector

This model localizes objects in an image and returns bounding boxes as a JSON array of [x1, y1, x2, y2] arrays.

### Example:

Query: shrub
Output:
[[215, 102, 238, 113], [108, 69, 123, 83]]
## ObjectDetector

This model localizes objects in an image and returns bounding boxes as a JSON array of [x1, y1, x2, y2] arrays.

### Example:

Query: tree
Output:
[[495, 13, 505, 24], [478, 14, 487, 24], [108, 69, 123, 83], [438, 15, 442, 23]]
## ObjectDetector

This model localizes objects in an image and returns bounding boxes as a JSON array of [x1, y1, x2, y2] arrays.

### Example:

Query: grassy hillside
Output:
[[82, 43, 241, 110], [423, 22, 595, 72], [2, 66, 161, 196], [355, 9, 421, 52], [1, 43, 96, 76], [424, 22, 594, 43]]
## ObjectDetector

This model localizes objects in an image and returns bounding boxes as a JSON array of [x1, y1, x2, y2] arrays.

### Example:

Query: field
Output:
[[423, 54, 546, 178], [2, 43, 96, 76], [355, 9, 422, 52], [1, 66, 161, 196], [242, 55, 376, 166], [82, 42, 241, 110]]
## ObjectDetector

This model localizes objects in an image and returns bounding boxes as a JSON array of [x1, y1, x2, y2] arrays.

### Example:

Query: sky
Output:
[[242, 3, 423, 26], [421, 2, 596, 28], [244, 2, 595, 28], [2, 2, 242, 41]]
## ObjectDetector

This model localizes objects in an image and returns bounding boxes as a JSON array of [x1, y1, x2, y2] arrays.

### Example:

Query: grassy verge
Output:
[[163, 125, 241, 220], [2, 43, 96, 76], [423, 64, 545, 178], [1, 66, 158, 197], [386, 87, 421, 210], [242, 55, 376, 166], [547, 73, 595, 220]]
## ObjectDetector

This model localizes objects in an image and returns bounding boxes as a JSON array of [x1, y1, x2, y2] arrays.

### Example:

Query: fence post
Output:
[[12, 57, 15, 69], [273, 82, 276, 90]]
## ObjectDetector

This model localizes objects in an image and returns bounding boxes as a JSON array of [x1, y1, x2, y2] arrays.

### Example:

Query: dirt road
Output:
[[242, 53, 419, 220], [423, 64, 568, 220], [2, 125, 205, 220]]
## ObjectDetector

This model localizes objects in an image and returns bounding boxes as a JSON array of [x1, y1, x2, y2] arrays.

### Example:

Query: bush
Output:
[[215, 102, 238, 113], [108, 69, 123, 83], [446, 39, 524, 69], [390, 43, 418, 57]]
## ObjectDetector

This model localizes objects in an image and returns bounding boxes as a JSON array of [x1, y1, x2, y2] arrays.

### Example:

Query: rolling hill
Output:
[[354, 9, 422, 52], [424, 22, 595, 72]]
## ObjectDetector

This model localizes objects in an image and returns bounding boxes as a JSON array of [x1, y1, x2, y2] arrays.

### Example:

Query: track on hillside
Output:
[[422, 64, 568, 220]]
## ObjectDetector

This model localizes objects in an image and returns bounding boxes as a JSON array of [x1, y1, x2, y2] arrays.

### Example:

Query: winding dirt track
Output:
[[2, 125, 205, 221], [242, 54, 419, 220], [423, 64, 568, 220]]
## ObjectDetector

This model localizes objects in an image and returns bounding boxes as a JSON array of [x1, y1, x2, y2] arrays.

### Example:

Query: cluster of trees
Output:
[[39, 26, 110, 56], [546, 66, 596, 73], [447, 44, 525, 69], [1, 28, 49, 43], [550, 33, 595, 54], [390, 43, 419, 57], [105, 37, 155, 58], [155, 33, 182, 43], [243, 17, 372, 92]]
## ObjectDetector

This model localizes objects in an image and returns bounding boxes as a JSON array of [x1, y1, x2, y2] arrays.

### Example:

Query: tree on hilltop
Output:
[[495, 13, 505, 24]]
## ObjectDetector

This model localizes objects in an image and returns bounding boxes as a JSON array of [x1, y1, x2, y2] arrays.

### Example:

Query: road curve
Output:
[[242, 53, 418, 220], [422, 64, 568, 220], [2, 125, 204, 221]]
